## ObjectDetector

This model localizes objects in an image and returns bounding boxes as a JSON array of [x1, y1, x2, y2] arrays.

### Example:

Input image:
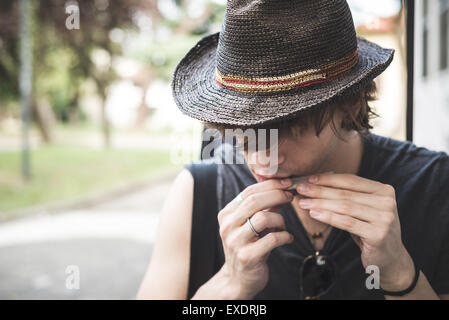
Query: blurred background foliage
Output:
[[0, 0, 226, 212], [0, 0, 225, 142]]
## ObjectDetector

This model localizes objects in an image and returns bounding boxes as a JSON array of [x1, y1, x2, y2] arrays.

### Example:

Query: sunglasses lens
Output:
[[300, 255, 337, 299]]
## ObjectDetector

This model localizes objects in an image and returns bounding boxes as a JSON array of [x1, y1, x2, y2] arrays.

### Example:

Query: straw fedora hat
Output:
[[171, 0, 395, 126]]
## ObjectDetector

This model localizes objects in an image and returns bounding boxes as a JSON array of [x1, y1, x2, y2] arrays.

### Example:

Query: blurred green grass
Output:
[[0, 145, 177, 213]]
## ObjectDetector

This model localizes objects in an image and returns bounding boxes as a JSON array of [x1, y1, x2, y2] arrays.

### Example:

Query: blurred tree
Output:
[[34, 0, 161, 147], [0, 0, 225, 146], [0, 0, 160, 147], [0, 1, 21, 115]]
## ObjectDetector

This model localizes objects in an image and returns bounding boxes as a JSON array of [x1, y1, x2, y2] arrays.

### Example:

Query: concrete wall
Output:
[[414, 0, 449, 153]]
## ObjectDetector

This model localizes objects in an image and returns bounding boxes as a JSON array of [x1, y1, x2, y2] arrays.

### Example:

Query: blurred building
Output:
[[414, 0, 449, 153], [353, 5, 406, 141]]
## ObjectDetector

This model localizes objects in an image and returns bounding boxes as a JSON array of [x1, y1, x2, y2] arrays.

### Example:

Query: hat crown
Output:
[[216, 0, 358, 78]]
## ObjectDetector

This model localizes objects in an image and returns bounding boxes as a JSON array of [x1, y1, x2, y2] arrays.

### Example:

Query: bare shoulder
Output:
[[136, 168, 194, 300], [165, 168, 194, 215]]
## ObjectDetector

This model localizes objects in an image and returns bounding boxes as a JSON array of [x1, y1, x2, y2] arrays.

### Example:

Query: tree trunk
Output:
[[99, 91, 111, 149], [31, 98, 52, 144]]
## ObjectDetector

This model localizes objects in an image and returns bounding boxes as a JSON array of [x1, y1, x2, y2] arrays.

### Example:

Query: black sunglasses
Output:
[[299, 251, 338, 300]]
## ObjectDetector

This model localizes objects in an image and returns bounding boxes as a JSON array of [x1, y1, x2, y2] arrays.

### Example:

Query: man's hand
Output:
[[295, 172, 415, 292], [213, 178, 294, 299]]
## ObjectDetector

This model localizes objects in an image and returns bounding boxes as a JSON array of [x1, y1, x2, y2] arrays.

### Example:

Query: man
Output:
[[137, 0, 449, 299]]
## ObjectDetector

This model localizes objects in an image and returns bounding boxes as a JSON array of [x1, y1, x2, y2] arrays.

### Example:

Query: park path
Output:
[[0, 176, 174, 299]]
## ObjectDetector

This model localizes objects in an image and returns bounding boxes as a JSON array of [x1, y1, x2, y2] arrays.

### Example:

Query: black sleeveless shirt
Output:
[[184, 133, 449, 299]]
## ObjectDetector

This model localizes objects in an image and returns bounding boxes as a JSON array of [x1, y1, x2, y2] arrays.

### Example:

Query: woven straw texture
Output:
[[171, 0, 395, 126]]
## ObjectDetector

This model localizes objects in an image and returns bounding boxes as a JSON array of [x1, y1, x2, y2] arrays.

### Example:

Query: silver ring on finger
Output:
[[247, 217, 260, 238]]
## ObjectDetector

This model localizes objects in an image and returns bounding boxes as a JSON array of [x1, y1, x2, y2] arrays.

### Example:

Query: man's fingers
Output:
[[296, 183, 395, 211], [222, 178, 292, 214], [237, 211, 286, 244], [308, 208, 372, 238], [232, 189, 293, 225], [308, 173, 386, 195], [298, 198, 380, 223], [247, 230, 294, 260]]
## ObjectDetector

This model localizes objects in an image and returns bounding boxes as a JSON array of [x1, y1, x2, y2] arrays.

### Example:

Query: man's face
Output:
[[244, 113, 344, 183]]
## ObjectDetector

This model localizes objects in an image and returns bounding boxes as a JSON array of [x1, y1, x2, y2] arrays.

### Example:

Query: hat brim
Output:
[[172, 32, 394, 126]]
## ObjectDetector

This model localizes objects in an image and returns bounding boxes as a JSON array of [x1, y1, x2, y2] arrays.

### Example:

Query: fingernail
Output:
[[281, 178, 291, 185], [297, 183, 309, 193], [308, 175, 318, 183], [309, 210, 322, 218], [299, 199, 311, 209]]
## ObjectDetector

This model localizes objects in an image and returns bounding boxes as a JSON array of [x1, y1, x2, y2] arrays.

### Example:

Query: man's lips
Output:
[[254, 173, 291, 182], [253, 173, 308, 197], [253, 172, 308, 183]]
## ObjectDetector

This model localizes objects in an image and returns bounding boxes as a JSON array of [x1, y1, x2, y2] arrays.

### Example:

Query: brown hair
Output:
[[203, 80, 378, 149]]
